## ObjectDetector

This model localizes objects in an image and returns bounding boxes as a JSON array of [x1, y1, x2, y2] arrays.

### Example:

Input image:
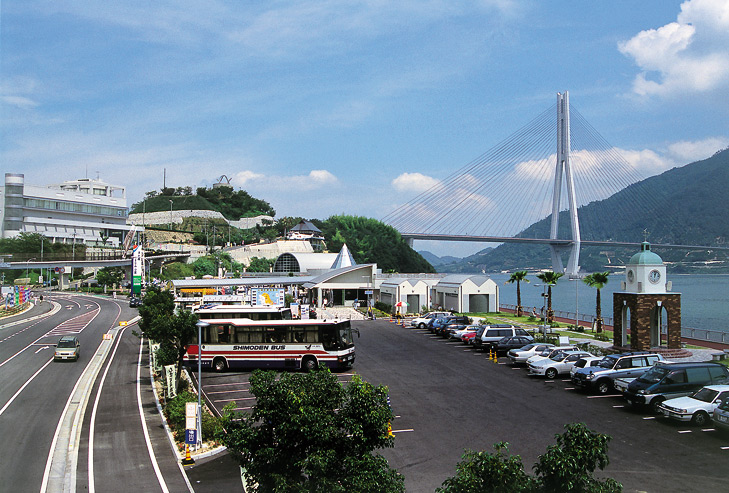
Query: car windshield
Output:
[[691, 387, 719, 403], [550, 352, 568, 362], [57, 340, 76, 348], [521, 344, 537, 351], [598, 357, 617, 369], [639, 366, 670, 384]]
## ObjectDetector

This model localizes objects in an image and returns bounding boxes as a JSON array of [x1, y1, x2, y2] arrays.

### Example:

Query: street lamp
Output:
[[195, 320, 210, 448], [26, 258, 36, 280]]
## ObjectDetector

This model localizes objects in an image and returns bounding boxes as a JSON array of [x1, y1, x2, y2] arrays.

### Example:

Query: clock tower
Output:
[[613, 242, 681, 351]]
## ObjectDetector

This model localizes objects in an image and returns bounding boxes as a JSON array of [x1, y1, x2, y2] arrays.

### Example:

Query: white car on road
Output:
[[410, 312, 451, 329], [528, 350, 594, 379], [507, 343, 555, 365], [524, 345, 579, 367]]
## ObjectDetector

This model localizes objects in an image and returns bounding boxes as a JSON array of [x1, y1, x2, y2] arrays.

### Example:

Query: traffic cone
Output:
[[182, 444, 195, 465]]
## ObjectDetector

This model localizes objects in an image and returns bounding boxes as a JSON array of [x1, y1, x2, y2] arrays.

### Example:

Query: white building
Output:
[[379, 278, 432, 314], [1, 173, 133, 247], [430, 274, 499, 313]]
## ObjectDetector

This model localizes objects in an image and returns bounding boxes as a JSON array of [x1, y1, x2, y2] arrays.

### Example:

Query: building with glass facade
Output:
[[1, 173, 133, 247]]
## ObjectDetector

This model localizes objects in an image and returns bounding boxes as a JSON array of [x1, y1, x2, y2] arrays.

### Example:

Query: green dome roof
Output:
[[629, 241, 663, 265]]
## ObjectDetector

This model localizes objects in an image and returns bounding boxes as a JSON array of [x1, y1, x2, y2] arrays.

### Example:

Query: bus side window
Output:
[[306, 327, 318, 343], [248, 327, 264, 343]]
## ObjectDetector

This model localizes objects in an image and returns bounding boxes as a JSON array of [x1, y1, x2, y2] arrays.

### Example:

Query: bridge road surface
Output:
[[0, 293, 187, 492], [198, 318, 728, 492]]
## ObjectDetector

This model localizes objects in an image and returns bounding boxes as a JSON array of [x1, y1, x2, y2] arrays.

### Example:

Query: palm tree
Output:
[[536, 271, 563, 323], [583, 271, 610, 333], [506, 271, 529, 317]]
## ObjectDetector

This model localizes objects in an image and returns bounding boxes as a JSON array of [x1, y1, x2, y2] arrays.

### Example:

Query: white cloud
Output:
[[232, 170, 265, 185], [666, 136, 729, 162], [2, 95, 39, 109], [619, 0, 729, 96], [391, 172, 440, 192]]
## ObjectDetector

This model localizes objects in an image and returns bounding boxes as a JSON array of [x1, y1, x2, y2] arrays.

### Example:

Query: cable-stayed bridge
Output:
[[383, 92, 725, 276]]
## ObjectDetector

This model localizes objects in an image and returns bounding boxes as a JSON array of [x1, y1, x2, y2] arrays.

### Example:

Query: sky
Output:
[[2, 0, 729, 257]]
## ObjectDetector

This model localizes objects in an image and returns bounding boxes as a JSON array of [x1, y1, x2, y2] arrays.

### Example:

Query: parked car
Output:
[[129, 296, 141, 307], [528, 350, 595, 379], [472, 325, 532, 351], [571, 351, 665, 395], [712, 396, 729, 433], [570, 356, 603, 379], [524, 345, 579, 366], [658, 385, 729, 426], [427, 317, 452, 333], [623, 361, 729, 413], [491, 335, 536, 354], [449, 325, 481, 342], [411, 311, 451, 329], [507, 343, 555, 365], [54, 335, 80, 362], [440, 323, 467, 338], [461, 331, 478, 345]]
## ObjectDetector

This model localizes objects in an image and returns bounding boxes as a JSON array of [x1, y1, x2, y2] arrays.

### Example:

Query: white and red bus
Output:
[[183, 318, 356, 372]]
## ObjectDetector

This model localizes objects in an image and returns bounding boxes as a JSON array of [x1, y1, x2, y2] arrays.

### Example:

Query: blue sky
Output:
[[2, 0, 728, 257]]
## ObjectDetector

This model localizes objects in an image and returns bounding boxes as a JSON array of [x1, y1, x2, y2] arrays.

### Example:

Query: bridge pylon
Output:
[[549, 91, 580, 277]]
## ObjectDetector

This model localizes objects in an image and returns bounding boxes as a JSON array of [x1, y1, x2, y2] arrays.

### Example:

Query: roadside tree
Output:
[[96, 266, 123, 288], [137, 287, 198, 392], [506, 271, 529, 317], [583, 272, 610, 333], [536, 271, 563, 323], [218, 369, 404, 493], [438, 423, 621, 493]]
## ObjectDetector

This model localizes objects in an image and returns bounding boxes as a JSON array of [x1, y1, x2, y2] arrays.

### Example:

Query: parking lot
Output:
[[199, 318, 729, 492]]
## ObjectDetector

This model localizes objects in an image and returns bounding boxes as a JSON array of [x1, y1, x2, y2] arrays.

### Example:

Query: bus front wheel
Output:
[[212, 357, 227, 373], [302, 357, 318, 372]]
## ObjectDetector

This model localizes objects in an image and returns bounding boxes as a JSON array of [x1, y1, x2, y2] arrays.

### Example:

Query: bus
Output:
[[183, 318, 356, 372], [193, 304, 293, 321]]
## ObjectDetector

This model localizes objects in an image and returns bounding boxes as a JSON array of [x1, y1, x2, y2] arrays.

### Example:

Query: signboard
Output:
[[150, 343, 161, 372], [185, 429, 197, 445], [186, 402, 198, 430], [290, 302, 300, 319], [252, 288, 284, 307], [300, 304, 310, 320], [164, 364, 177, 399], [131, 245, 144, 295], [365, 290, 373, 295]]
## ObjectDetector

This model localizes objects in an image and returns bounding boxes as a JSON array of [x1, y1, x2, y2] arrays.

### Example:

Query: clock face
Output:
[[627, 269, 634, 282], [648, 269, 661, 284]]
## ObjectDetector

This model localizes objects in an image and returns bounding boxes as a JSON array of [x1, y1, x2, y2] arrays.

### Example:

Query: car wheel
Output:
[[596, 379, 612, 395], [212, 357, 227, 373], [650, 397, 665, 414], [302, 357, 318, 372], [691, 411, 710, 427], [545, 368, 558, 379], [418, 322, 426, 329]]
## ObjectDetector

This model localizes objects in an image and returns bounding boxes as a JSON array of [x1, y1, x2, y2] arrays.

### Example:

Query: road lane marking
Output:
[[0, 357, 53, 416], [136, 337, 170, 493], [678, 430, 692, 434], [701, 429, 715, 432], [643, 417, 656, 420], [35, 345, 51, 353], [613, 405, 625, 408], [721, 446, 729, 450], [392, 429, 414, 433], [88, 328, 127, 493]]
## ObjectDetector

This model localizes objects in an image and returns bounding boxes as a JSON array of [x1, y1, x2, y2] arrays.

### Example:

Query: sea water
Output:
[[491, 273, 729, 333]]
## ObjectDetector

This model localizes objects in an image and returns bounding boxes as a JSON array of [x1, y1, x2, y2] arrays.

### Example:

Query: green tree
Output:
[[192, 256, 216, 277], [137, 287, 198, 392], [534, 423, 621, 493], [436, 443, 533, 493], [506, 271, 529, 317], [218, 369, 404, 493], [96, 267, 124, 288], [438, 423, 621, 493], [536, 271, 563, 323], [247, 256, 273, 273], [582, 272, 610, 333]]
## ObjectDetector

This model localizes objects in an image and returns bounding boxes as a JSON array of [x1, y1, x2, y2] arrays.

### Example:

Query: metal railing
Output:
[[500, 304, 729, 345]]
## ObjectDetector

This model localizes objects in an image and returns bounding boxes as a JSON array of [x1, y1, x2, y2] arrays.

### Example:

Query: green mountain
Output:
[[131, 186, 275, 220], [439, 147, 729, 273]]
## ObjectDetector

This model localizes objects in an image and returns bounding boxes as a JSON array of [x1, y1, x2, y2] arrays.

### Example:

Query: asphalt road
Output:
[[0, 293, 189, 493], [199, 318, 729, 493]]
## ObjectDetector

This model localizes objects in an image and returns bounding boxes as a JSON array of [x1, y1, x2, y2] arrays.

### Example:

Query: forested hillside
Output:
[[317, 215, 436, 274], [130, 186, 275, 220], [439, 147, 729, 273]]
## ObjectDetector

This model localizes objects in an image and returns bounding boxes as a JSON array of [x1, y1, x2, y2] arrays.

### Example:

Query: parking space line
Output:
[[701, 428, 715, 432], [587, 395, 622, 399], [613, 405, 625, 408], [643, 416, 656, 420], [564, 387, 575, 390], [392, 429, 414, 433], [721, 446, 729, 450], [678, 430, 692, 434]]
